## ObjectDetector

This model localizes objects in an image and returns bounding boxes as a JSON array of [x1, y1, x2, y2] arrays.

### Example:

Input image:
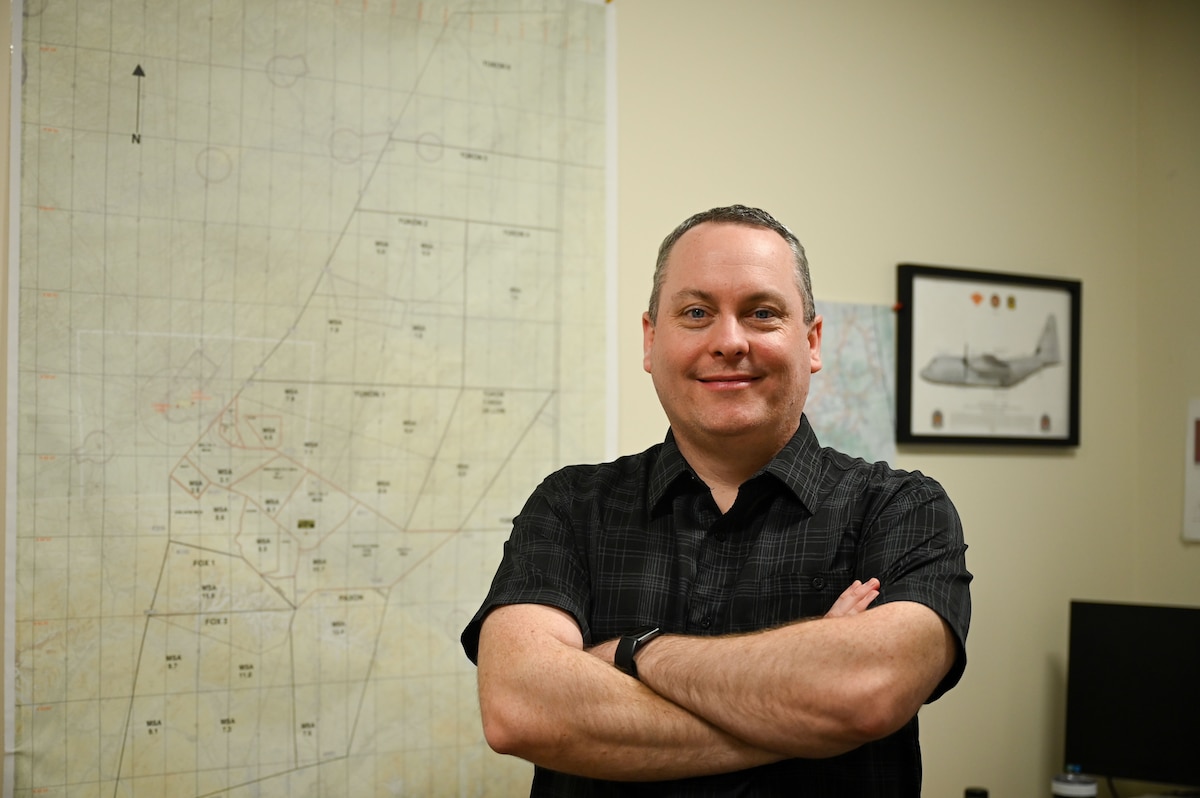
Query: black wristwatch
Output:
[[614, 626, 662, 680]]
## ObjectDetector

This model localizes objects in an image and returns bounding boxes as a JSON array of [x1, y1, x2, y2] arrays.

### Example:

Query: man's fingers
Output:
[[826, 577, 880, 618]]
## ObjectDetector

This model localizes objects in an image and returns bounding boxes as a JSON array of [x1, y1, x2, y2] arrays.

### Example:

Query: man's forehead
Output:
[[666, 222, 791, 273], [658, 224, 806, 316], [664, 224, 796, 274]]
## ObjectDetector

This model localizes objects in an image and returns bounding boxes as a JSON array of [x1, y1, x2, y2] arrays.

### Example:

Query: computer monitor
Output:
[[1064, 600, 1200, 789]]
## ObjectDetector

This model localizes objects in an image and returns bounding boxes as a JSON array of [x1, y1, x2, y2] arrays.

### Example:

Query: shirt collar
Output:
[[647, 429, 698, 512], [760, 414, 824, 513], [647, 415, 825, 514]]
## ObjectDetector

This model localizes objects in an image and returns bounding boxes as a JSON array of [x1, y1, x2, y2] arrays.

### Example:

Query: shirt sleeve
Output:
[[861, 471, 972, 702], [460, 472, 592, 664]]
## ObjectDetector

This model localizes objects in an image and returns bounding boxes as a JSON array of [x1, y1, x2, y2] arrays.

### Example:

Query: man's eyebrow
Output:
[[668, 288, 717, 305], [667, 288, 794, 307]]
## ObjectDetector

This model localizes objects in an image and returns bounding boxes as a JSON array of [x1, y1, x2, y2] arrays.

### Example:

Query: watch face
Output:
[[633, 626, 661, 643]]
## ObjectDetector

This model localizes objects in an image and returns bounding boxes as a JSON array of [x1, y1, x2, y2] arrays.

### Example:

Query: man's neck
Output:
[[673, 427, 791, 513]]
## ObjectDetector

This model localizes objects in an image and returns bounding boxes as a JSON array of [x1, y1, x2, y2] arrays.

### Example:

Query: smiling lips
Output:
[[698, 374, 760, 388]]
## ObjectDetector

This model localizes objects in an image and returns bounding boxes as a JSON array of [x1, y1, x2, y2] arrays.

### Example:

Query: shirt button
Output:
[[713, 531, 726, 542], [812, 577, 826, 590], [700, 616, 712, 629]]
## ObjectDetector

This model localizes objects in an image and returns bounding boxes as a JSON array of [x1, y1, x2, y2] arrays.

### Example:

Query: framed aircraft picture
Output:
[[896, 263, 1081, 446]]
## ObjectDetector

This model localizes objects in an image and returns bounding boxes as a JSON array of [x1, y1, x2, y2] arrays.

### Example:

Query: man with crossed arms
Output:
[[461, 205, 972, 796]]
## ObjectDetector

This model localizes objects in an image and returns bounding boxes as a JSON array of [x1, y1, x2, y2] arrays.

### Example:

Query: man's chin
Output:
[[687, 410, 799, 447], [695, 416, 774, 442]]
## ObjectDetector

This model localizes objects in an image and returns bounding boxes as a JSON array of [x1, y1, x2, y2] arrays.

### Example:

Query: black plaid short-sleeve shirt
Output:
[[462, 415, 972, 798]]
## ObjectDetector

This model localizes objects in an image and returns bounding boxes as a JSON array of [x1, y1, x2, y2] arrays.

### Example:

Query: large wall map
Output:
[[13, 1, 608, 794]]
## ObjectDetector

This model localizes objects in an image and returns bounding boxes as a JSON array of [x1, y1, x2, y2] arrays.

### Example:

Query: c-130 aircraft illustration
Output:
[[920, 314, 1060, 388]]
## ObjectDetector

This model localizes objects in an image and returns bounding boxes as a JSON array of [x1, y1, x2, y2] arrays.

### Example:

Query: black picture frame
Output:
[[896, 263, 1081, 446]]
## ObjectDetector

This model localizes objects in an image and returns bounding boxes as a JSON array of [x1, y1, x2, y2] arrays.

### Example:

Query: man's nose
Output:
[[709, 315, 748, 358]]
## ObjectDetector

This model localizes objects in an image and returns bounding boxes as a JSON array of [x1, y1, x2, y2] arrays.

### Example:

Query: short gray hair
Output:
[[647, 205, 814, 324]]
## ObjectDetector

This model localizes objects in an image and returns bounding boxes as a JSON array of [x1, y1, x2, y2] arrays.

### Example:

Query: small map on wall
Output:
[[806, 302, 897, 465]]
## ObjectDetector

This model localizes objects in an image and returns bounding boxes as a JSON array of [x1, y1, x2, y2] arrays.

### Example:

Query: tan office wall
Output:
[[612, 2, 1198, 797], [2, 1, 1197, 796], [1134, 2, 1200, 603]]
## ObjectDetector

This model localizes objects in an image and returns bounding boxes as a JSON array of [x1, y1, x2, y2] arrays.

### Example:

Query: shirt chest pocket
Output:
[[727, 570, 853, 633]]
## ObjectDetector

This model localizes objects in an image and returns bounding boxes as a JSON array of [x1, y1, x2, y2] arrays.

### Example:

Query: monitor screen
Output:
[[1064, 600, 1200, 788]]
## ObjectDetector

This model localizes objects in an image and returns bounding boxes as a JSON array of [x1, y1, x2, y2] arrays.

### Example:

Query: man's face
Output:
[[642, 221, 822, 455]]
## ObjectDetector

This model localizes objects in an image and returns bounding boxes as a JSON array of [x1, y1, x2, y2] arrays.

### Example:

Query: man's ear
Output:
[[808, 315, 823, 374], [642, 312, 655, 374]]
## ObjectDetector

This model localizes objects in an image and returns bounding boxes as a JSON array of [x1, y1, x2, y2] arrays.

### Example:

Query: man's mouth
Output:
[[698, 375, 759, 388]]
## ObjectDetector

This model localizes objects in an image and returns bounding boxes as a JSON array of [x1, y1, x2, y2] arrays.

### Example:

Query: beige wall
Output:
[[1135, 2, 1200, 606], [614, 2, 1199, 796], [2, 1, 1197, 796]]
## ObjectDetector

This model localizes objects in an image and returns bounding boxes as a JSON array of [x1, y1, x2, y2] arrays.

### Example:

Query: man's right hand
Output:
[[825, 577, 880, 618]]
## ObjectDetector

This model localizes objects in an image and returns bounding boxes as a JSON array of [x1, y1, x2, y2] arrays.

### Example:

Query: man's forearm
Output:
[[476, 604, 787, 780], [631, 601, 956, 758]]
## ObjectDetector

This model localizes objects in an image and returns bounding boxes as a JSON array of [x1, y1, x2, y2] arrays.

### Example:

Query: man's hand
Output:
[[825, 577, 880, 618]]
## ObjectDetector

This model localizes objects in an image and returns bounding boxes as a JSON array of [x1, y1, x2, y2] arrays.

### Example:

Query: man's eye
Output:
[[686, 308, 707, 319], [753, 309, 775, 320]]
